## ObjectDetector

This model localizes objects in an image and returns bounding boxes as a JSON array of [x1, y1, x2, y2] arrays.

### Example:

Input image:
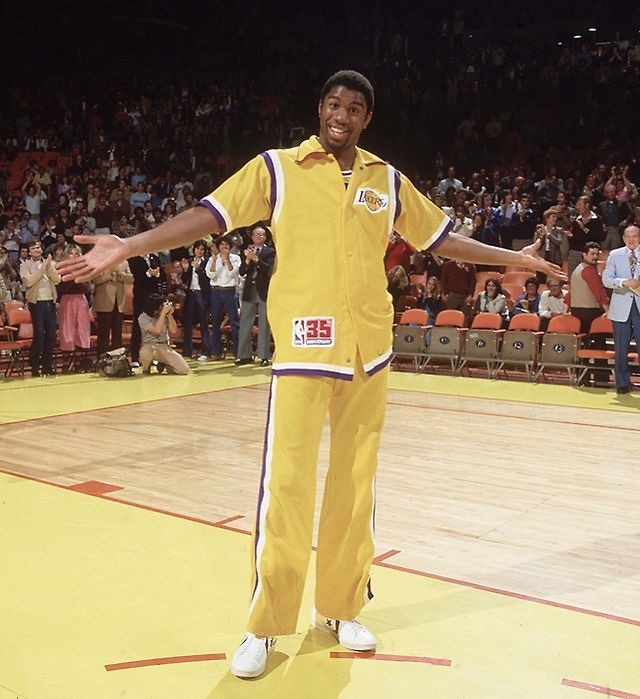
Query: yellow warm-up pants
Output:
[[247, 363, 389, 637]]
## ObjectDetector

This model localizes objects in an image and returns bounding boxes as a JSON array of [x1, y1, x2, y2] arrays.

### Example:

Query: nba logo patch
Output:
[[292, 317, 335, 347]]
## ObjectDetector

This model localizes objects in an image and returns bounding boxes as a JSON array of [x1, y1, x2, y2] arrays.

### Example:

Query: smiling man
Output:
[[58, 70, 563, 679], [603, 225, 640, 393], [20, 240, 61, 376]]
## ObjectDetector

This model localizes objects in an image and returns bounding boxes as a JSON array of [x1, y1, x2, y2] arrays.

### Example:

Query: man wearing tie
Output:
[[235, 223, 276, 367], [602, 225, 640, 394]]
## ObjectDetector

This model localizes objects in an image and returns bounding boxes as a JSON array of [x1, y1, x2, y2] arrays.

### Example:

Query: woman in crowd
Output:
[[416, 275, 441, 325], [533, 207, 565, 280], [57, 244, 92, 367], [473, 277, 509, 326], [386, 265, 411, 313], [451, 203, 474, 237]]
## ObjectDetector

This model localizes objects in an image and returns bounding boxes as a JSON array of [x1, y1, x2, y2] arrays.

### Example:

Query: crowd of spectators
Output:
[[1, 3, 640, 369], [2, 3, 640, 188]]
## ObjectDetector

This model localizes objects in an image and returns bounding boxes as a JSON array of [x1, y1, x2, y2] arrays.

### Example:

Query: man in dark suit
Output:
[[598, 183, 632, 252], [180, 239, 211, 360], [235, 223, 275, 366], [566, 195, 605, 278]]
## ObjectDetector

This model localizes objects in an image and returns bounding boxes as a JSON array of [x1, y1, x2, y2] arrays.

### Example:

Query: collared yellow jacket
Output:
[[200, 136, 452, 379]]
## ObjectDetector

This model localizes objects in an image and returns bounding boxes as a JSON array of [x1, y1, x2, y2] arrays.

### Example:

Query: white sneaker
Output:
[[230, 633, 276, 678], [197, 355, 208, 362], [130, 361, 140, 368], [313, 611, 377, 651]]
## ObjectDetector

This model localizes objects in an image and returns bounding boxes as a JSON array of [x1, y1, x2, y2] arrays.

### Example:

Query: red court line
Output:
[[214, 515, 244, 526], [218, 524, 252, 535], [105, 653, 226, 671], [213, 515, 252, 535], [330, 651, 451, 666], [375, 558, 640, 629], [562, 678, 640, 698], [386, 396, 640, 432], [105, 496, 249, 532], [67, 480, 123, 496], [3, 465, 640, 629], [373, 549, 401, 564], [0, 466, 243, 532]]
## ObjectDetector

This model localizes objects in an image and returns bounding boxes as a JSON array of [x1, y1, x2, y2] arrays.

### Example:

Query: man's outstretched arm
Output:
[[58, 206, 220, 282], [435, 233, 566, 280]]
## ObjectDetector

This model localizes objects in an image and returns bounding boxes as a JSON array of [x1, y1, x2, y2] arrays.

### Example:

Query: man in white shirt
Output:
[[1, 218, 21, 263], [438, 165, 463, 195], [537, 279, 569, 330], [21, 178, 46, 224], [205, 235, 241, 359], [17, 211, 39, 245]]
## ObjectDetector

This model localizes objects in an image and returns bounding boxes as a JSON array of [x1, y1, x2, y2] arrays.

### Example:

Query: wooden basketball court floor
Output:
[[1, 361, 639, 698]]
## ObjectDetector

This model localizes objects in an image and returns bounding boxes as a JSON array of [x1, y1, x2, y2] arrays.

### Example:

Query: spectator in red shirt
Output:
[[384, 231, 416, 273], [440, 258, 476, 325], [567, 242, 610, 333]]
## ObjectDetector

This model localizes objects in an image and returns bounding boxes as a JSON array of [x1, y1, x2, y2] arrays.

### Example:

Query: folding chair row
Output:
[[0, 314, 24, 377], [392, 310, 609, 384], [392, 308, 465, 374]]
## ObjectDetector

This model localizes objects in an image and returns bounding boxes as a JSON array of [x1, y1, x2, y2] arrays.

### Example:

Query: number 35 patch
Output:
[[292, 317, 335, 347]]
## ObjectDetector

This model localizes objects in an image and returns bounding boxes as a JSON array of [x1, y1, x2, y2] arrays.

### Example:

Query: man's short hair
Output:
[[144, 293, 165, 316], [320, 70, 374, 112], [250, 221, 271, 243], [214, 234, 234, 248], [583, 241, 601, 254]]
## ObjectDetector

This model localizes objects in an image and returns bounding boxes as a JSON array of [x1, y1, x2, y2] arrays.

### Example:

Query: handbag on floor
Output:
[[95, 347, 134, 377]]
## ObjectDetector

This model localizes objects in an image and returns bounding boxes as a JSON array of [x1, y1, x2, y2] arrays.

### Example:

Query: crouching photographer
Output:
[[138, 293, 190, 375]]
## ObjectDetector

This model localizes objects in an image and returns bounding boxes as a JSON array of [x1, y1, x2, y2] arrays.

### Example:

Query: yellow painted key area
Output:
[[1, 363, 639, 697]]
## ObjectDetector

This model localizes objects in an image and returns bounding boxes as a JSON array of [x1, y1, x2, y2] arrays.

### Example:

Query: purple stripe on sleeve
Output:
[[260, 152, 277, 217], [393, 168, 402, 223], [196, 201, 227, 233], [431, 218, 455, 250]]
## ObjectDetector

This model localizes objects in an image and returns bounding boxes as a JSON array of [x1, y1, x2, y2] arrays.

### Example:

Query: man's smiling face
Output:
[[317, 85, 372, 164]]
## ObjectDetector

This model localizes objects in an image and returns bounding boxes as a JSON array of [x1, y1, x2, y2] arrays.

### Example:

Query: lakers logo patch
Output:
[[354, 188, 388, 213], [292, 317, 335, 347]]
